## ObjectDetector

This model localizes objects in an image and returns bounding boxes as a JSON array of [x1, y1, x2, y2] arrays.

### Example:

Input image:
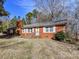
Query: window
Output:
[[25, 29, 28, 32], [28, 28, 32, 33], [50, 27, 53, 32], [36, 28, 39, 32], [43, 27, 56, 33], [28, 28, 34, 33], [22, 28, 34, 33], [46, 27, 49, 32]]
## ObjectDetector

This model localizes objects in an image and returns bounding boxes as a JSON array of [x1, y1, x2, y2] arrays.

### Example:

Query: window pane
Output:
[[29, 29, 31, 32], [28, 28, 32, 33], [31, 28, 32, 32], [43, 27, 56, 33], [50, 27, 53, 32], [25, 29, 28, 32], [46, 27, 48, 32]]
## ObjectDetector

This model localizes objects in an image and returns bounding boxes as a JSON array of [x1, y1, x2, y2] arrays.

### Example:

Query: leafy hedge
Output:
[[55, 31, 66, 41]]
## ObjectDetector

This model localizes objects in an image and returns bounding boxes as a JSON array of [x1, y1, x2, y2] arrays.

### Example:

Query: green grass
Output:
[[0, 38, 78, 59]]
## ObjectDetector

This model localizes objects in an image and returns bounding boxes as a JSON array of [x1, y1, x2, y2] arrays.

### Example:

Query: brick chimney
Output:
[[16, 20, 22, 35], [16, 20, 22, 28]]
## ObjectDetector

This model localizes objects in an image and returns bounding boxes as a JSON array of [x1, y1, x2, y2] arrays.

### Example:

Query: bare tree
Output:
[[64, 0, 79, 41], [34, 0, 79, 42], [33, 0, 70, 19], [73, 0, 79, 40]]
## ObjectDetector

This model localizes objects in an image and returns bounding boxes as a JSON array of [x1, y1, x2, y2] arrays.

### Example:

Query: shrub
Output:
[[55, 31, 66, 41]]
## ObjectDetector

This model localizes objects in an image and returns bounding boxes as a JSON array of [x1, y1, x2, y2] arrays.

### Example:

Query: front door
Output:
[[35, 28, 39, 36]]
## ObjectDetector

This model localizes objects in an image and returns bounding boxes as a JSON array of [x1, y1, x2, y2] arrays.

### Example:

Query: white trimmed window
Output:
[[25, 29, 28, 33], [22, 28, 34, 33], [28, 28, 32, 33], [43, 27, 56, 33]]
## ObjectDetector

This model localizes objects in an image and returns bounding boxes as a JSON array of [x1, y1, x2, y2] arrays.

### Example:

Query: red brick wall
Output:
[[21, 33, 35, 38], [39, 27, 55, 39], [20, 25, 65, 39], [56, 25, 65, 32]]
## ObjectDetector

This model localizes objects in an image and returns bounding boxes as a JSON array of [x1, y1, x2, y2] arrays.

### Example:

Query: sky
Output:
[[4, 0, 35, 18], [3, 0, 76, 19]]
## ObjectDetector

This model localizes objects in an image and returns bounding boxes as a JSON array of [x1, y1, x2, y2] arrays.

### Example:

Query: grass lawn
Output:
[[0, 37, 79, 59]]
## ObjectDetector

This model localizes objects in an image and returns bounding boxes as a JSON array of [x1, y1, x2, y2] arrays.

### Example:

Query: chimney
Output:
[[16, 20, 22, 28]]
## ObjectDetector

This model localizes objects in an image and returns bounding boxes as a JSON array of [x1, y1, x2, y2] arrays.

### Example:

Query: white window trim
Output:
[[53, 26, 56, 33], [43, 26, 56, 33], [32, 28, 34, 32], [22, 28, 34, 33], [43, 27, 46, 33]]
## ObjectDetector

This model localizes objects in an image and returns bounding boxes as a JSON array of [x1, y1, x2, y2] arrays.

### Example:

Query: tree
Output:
[[32, 9, 38, 18], [18, 16, 21, 20], [26, 12, 33, 24], [22, 18, 26, 25], [34, 0, 79, 42], [60, 0, 79, 41], [71, 0, 79, 40], [33, 0, 76, 20], [1, 20, 9, 32], [10, 16, 17, 27], [0, 0, 9, 16], [32, 9, 52, 23], [0, 16, 10, 32], [33, 0, 66, 19]]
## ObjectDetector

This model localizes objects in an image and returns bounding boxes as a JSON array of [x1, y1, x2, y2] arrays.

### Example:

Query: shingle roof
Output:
[[23, 20, 67, 28]]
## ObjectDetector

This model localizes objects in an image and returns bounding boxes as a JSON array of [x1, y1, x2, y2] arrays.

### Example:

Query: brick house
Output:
[[17, 20, 67, 39]]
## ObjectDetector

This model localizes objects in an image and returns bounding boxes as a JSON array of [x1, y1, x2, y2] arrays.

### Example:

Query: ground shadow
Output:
[[0, 34, 18, 39]]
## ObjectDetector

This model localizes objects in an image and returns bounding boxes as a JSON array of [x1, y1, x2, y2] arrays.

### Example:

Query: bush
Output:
[[55, 31, 66, 41]]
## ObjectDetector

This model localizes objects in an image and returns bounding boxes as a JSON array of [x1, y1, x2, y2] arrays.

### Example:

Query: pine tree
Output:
[[22, 18, 26, 25], [0, 0, 9, 16]]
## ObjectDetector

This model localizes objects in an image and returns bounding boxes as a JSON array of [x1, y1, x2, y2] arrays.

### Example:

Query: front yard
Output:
[[0, 37, 79, 59]]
